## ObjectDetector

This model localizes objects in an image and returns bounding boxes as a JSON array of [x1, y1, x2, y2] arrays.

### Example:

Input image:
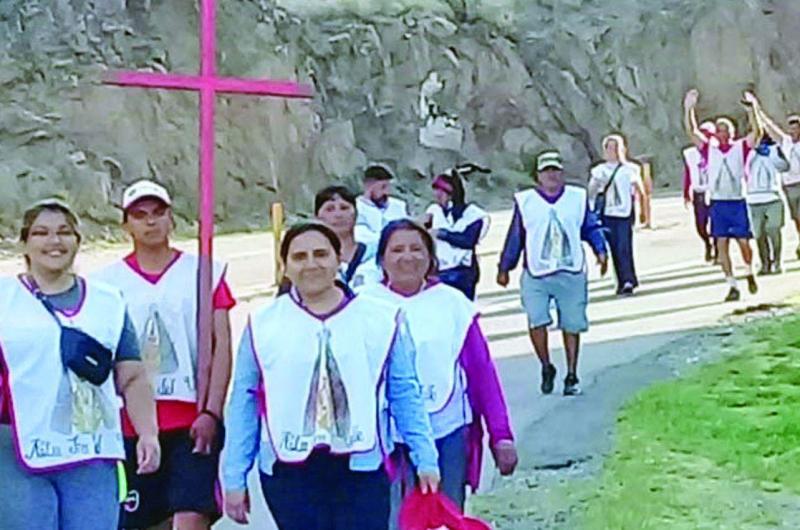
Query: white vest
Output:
[[249, 294, 399, 463], [707, 139, 747, 201], [0, 277, 125, 470], [355, 196, 408, 244], [426, 203, 490, 271], [683, 146, 709, 193], [590, 162, 641, 218], [93, 253, 225, 403], [338, 243, 382, 293], [516, 186, 587, 277], [780, 137, 800, 187], [362, 283, 476, 416], [746, 147, 786, 204]]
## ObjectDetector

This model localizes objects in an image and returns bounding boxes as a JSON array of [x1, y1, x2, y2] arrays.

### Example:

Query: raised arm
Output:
[[683, 89, 707, 148], [741, 91, 763, 148], [750, 95, 788, 143]]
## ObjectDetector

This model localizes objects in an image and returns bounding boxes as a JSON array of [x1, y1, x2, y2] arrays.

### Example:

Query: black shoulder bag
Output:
[[594, 163, 623, 216], [26, 276, 114, 386]]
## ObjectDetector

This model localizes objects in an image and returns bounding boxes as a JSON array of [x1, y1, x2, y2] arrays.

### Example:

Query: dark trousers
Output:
[[692, 191, 712, 244], [260, 451, 390, 530], [438, 265, 479, 300], [604, 214, 638, 291]]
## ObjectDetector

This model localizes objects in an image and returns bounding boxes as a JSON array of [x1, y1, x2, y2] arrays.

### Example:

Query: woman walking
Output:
[[424, 167, 490, 300], [0, 199, 159, 530], [364, 219, 517, 513], [589, 134, 644, 296], [223, 222, 439, 530]]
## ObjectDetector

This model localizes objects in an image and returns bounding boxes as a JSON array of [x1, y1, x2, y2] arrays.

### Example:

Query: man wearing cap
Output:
[[355, 164, 410, 244], [683, 121, 717, 263], [754, 105, 800, 260], [93, 180, 235, 530], [496, 151, 608, 396]]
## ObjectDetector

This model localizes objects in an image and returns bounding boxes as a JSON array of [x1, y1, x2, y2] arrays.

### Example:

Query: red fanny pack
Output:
[[398, 489, 492, 530]]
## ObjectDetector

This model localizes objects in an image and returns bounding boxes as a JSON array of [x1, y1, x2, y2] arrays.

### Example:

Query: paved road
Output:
[[5, 196, 799, 528]]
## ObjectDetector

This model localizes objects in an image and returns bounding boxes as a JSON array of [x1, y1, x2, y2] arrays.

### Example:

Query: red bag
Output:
[[398, 489, 492, 530]]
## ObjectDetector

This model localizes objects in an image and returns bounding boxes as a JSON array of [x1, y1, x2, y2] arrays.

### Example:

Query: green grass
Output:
[[581, 312, 800, 529]]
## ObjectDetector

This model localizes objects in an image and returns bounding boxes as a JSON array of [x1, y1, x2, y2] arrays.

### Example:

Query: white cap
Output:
[[536, 151, 563, 171], [122, 180, 172, 210]]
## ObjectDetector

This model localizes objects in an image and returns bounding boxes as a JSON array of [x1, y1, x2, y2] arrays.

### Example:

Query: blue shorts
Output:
[[520, 270, 589, 333], [710, 199, 752, 239]]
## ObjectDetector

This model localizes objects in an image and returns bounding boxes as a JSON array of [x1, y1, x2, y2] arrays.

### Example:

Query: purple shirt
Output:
[[459, 318, 514, 490], [498, 186, 607, 273]]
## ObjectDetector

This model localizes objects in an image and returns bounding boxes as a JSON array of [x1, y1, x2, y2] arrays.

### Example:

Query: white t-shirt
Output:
[[589, 161, 642, 218], [780, 137, 800, 187]]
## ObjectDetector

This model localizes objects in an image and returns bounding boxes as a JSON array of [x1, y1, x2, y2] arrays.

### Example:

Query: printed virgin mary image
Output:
[[302, 329, 351, 441]]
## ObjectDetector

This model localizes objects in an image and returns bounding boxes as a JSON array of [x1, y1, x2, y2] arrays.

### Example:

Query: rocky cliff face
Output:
[[2, 0, 799, 237]]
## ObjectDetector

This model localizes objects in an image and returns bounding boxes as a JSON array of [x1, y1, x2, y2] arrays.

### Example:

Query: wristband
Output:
[[200, 409, 222, 424]]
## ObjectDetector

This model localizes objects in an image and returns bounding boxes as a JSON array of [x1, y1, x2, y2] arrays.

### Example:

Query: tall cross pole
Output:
[[104, 0, 312, 411]]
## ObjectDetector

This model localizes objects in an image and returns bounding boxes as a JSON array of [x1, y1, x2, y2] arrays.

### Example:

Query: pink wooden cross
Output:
[[104, 0, 312, 411]]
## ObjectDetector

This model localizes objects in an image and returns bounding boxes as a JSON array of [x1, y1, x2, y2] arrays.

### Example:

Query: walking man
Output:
[[683, 89, 761, 301], [355, 164, 410, 244], [746, 135, 789, 274], [497, 151, 608, 396], [94, 180, 235, 530], [754, 106, 800, 259]]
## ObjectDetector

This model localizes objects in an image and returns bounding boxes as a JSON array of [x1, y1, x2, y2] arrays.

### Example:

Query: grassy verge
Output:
[[580, 310, 800, 529]]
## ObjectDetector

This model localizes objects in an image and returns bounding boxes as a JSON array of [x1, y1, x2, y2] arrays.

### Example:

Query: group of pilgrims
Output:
[[1, 86, 797, 530], [682, 89, 800, 301]]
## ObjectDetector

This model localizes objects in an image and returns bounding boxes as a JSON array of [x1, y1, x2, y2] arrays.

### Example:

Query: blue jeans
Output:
[[390, 425, 469, 529], [0, 425, 119, 530]]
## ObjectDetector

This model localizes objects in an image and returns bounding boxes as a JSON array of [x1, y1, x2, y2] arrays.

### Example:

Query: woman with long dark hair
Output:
[[424, 166, 490, 300]]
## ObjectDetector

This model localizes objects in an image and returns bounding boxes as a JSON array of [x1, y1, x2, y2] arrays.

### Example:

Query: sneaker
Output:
[[772, 263, 783, 275], [541, 364, 556, 395], [619, 282, 635, 296], [725, 287, 741, 302], [746, 274, 758, 294], [757, 266, 770, 277], [704, 245, 714, 263], [563, 374, 582, 396]]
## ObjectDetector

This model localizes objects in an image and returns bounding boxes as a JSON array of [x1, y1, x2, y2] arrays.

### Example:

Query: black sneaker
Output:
[[541, 364, 556, 395], [704, 245, 714, 263], [757, 266, 770, 277], [619, 282, 635, 296], [746, 274, 758, 294], [563, 374, 582, 396], [725, 287, 741, 302]]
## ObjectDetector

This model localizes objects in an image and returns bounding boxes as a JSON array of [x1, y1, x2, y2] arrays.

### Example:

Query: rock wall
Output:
[[1, 0, 799, 238]]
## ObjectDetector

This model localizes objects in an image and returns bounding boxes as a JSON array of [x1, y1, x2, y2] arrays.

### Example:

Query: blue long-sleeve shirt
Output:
[[437, 219, 484, 250], [498, 188, 607, 273], [222, 315, 439, 491]]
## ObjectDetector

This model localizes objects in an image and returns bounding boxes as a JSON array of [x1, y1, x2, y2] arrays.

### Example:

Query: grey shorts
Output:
[[520, 270, 589, 333], [785, 184, 800, 220], [0, 425, 119, 530], [748, 200, 785, 238]]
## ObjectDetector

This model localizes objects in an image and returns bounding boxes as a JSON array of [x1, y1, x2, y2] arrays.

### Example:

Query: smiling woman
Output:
[[223, 221, 441, 530], [0, 199, 159, 530]]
